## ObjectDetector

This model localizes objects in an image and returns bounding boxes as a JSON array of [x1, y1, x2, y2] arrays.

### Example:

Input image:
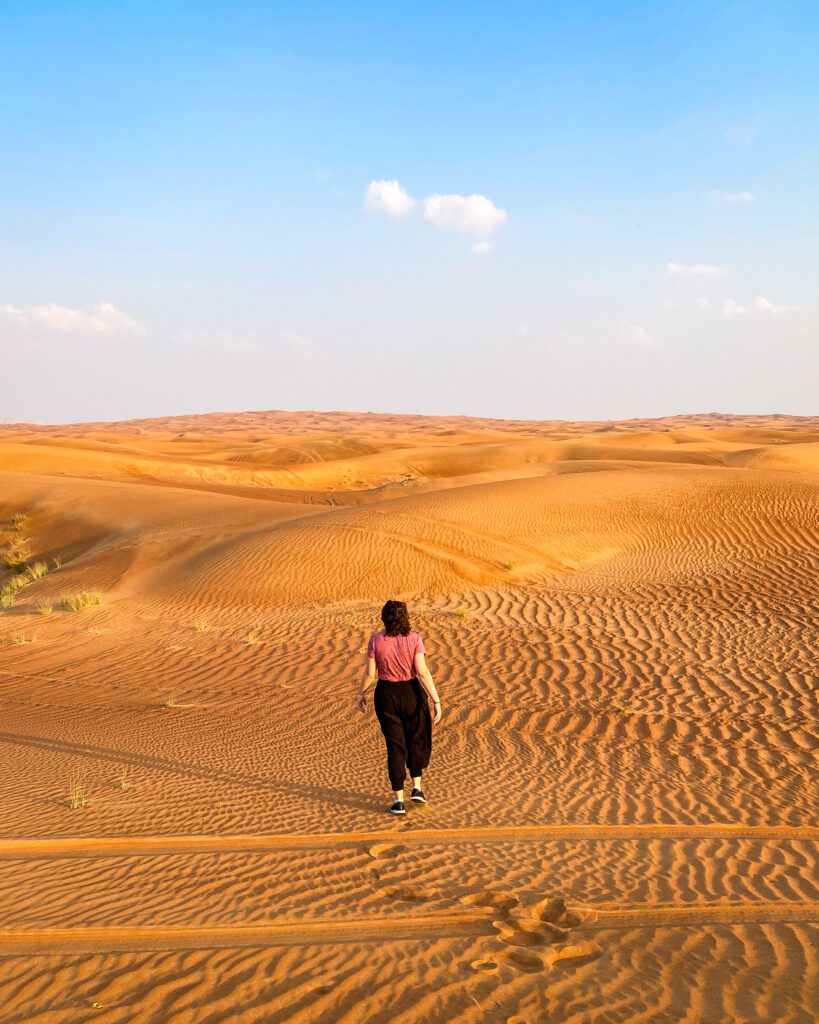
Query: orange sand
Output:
[[0, 409, 817, 1023]]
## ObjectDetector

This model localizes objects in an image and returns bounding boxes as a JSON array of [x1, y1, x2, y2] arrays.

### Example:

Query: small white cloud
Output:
[[628, 323, 653, 345], [0, 300, 145, 335], [721, 299, 746, 317], [364, 180, 416, 218], [666, 262, 728, 277], [711, 190, 755, 204], [695, 297, 712, 309], [754, 295, 795, 314], [364, 178, 507, 248], [423, 192, 506, 236]]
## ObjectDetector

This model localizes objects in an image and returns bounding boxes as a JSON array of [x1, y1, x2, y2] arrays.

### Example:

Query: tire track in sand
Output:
[[0, 901, 815, 956], [1, 823, 815, 860]]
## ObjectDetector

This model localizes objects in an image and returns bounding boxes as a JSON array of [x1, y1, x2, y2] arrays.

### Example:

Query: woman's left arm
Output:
[[357, 655, 377, 713]]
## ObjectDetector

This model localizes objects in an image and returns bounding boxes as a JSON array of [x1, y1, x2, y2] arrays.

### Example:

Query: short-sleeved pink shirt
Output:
[[367, 630, 425, 682]]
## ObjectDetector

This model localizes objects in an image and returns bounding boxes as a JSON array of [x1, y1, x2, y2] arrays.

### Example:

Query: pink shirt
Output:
[[367, 630, 425, 682]]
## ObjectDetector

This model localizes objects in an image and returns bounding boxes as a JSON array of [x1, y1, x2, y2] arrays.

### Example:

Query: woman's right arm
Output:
[[414, 652, 442, 724]]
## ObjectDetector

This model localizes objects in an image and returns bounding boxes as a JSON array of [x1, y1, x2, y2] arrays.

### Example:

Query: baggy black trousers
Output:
[[373, 677, 432, 791]]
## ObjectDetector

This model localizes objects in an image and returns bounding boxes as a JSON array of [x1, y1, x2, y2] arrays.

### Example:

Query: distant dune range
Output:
[[0, 410, 816, 1023]]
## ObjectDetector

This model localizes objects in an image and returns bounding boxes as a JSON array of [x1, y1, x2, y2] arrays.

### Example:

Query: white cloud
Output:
[[711, 190, 755, 204], [695, 297, 711, 309], [364, 180, 416, 218], [754, 295, 795, 315], [666, 262, 728, 277], [629, 323, 653, 345], [0, 301, 145, 335], [422, 193, 507, 236], [364, 180, 506, 246], [721, 299, 746, 317]]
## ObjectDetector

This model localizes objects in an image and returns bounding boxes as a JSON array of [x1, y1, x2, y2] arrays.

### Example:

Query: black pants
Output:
[[373, 677, 432, 791]]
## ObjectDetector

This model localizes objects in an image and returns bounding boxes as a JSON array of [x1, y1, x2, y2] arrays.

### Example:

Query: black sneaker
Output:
[[390, 800, 406, 815], [410, 788, 426, 804]]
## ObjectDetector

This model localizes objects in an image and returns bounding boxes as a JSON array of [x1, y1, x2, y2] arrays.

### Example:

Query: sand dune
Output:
[[0, 410, 817, 1023]]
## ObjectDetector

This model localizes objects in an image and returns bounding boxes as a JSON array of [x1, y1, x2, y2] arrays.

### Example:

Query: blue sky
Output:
[[1, 1, 817, 422]]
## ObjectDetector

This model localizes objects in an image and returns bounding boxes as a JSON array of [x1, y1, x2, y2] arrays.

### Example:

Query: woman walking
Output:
[[357, 600, 442, 814]]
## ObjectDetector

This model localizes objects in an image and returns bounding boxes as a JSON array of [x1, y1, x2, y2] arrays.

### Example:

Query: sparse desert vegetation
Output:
[[61, 591, 103, 611], [27, 560, 49, 580], [68, 769, 87, 809], [2, 536, 31, 569], [37, 601, 54, 615], [11, 632, 38, 645]]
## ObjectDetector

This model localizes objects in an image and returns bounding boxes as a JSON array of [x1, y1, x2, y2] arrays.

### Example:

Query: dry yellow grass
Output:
[[61, 591, 103, 611], [68, 769, 87, 809], [2, 535, 31, 568]]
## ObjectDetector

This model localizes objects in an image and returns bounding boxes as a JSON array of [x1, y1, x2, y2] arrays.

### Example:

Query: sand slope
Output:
[[0, 410, 817, 1023]]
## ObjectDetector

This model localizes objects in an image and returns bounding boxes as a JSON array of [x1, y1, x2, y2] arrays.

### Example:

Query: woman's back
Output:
[[367, 630, 425, 682]]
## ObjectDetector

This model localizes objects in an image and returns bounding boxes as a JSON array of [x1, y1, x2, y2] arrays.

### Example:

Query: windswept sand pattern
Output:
[[0, 411, 817, 1022]]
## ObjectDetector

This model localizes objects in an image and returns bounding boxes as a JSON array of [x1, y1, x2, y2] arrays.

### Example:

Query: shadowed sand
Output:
[[0, 409, 817, 1023]]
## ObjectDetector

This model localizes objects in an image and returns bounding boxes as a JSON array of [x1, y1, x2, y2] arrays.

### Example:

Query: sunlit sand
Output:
[[1, 409, 817, 1022]]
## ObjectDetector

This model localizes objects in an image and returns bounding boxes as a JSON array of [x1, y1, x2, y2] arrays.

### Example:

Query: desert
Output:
[[0, 408, 816, 1023]]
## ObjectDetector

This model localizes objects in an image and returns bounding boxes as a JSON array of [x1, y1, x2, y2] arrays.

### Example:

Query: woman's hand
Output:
[[432, 700, 442, 725], [356, 691, 367, 714]]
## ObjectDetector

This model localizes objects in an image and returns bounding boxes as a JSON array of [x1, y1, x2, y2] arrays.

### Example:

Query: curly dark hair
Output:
[[381, 599, 411, 636]]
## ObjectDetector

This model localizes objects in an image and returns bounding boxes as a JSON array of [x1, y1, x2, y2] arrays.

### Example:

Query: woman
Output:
[[357, 600, 442, 814]]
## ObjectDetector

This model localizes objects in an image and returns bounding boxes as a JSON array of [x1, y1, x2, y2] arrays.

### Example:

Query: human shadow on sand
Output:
[[0, 730, 384, 816]]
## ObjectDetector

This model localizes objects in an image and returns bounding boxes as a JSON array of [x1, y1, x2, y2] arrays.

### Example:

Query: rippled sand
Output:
[[0, 410, 817, 1023]]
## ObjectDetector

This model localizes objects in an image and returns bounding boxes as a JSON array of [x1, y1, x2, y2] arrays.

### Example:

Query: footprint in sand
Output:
[[469, 958, 498, 973], [381, 884, 439, 902], [497, 947, 545, 973], [367, 842, 407, 860], [549, 941, 603, 968], [493, 917, 569, 948], [460, 890, 518, 914], [529, 895, 586, 927]]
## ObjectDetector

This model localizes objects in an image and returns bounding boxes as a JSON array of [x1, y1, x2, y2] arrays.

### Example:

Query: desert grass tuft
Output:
[[27, 561, 49, 580], [52, 555, 63, 570], [3, 574, 30, 595], [117, 771, 132, 791], [68, 769, 87, 809], [195, 616, 208, 632], [164, 695, 178, 708], [37, 600, 54, 615], [0, 593, 14, 609], [2, 536, 31, 569], [61, 591, 103, 611], [11, 634, 37, 645], [503, 559, 515, 572], [245, 626, 262, 645], [11, 511, 28, 531]]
